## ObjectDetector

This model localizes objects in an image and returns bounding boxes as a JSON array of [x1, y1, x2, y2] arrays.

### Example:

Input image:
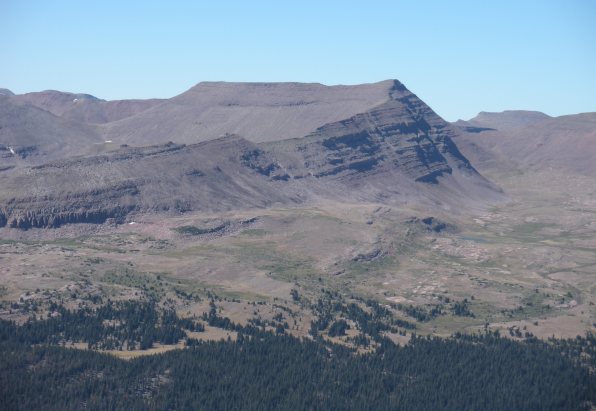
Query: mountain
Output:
[[12, 90, 164, 124], [454, 110, 552, 131], [4, 80, 449, 163], [100, 80, 401, 145], [265, 81, 500, 206], [452, 111, 596, 176], [0, 80, 503, 229], [0, 94, 102, 165], [0, 136, 300, 228]]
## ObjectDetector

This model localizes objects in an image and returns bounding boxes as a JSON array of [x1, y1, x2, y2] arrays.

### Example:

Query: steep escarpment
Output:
[[270, 80, 478, 184], [0, 136, 297, 229], [1, 182, 138, 229]]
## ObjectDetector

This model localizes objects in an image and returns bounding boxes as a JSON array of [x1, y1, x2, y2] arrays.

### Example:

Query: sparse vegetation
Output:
[[174, 224, 226, 236]]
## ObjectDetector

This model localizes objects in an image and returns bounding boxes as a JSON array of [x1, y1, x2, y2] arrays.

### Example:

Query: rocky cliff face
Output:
[[271, 81, 476, 184], [1, 184, 138, 229], [0, 137, 297, 229]]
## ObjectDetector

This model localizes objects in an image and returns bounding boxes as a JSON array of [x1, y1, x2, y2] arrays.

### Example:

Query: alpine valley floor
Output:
[[1, 166, 594, 347]]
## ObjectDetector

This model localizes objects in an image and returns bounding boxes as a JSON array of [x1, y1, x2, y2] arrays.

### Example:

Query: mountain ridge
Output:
[[451, 111, 596, 176], [454, 110, 552, 131], [0, 79, 504, 229]]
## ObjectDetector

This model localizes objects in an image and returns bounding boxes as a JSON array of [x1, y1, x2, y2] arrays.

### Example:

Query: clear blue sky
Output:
[[1, 0, 595, 121]]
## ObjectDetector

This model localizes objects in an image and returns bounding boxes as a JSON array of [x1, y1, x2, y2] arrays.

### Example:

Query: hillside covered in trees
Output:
[[1, 303, 595, 410]]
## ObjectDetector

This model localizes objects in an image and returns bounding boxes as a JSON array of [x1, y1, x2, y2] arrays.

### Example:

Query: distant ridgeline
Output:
[[1, 300, 594, 411]]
